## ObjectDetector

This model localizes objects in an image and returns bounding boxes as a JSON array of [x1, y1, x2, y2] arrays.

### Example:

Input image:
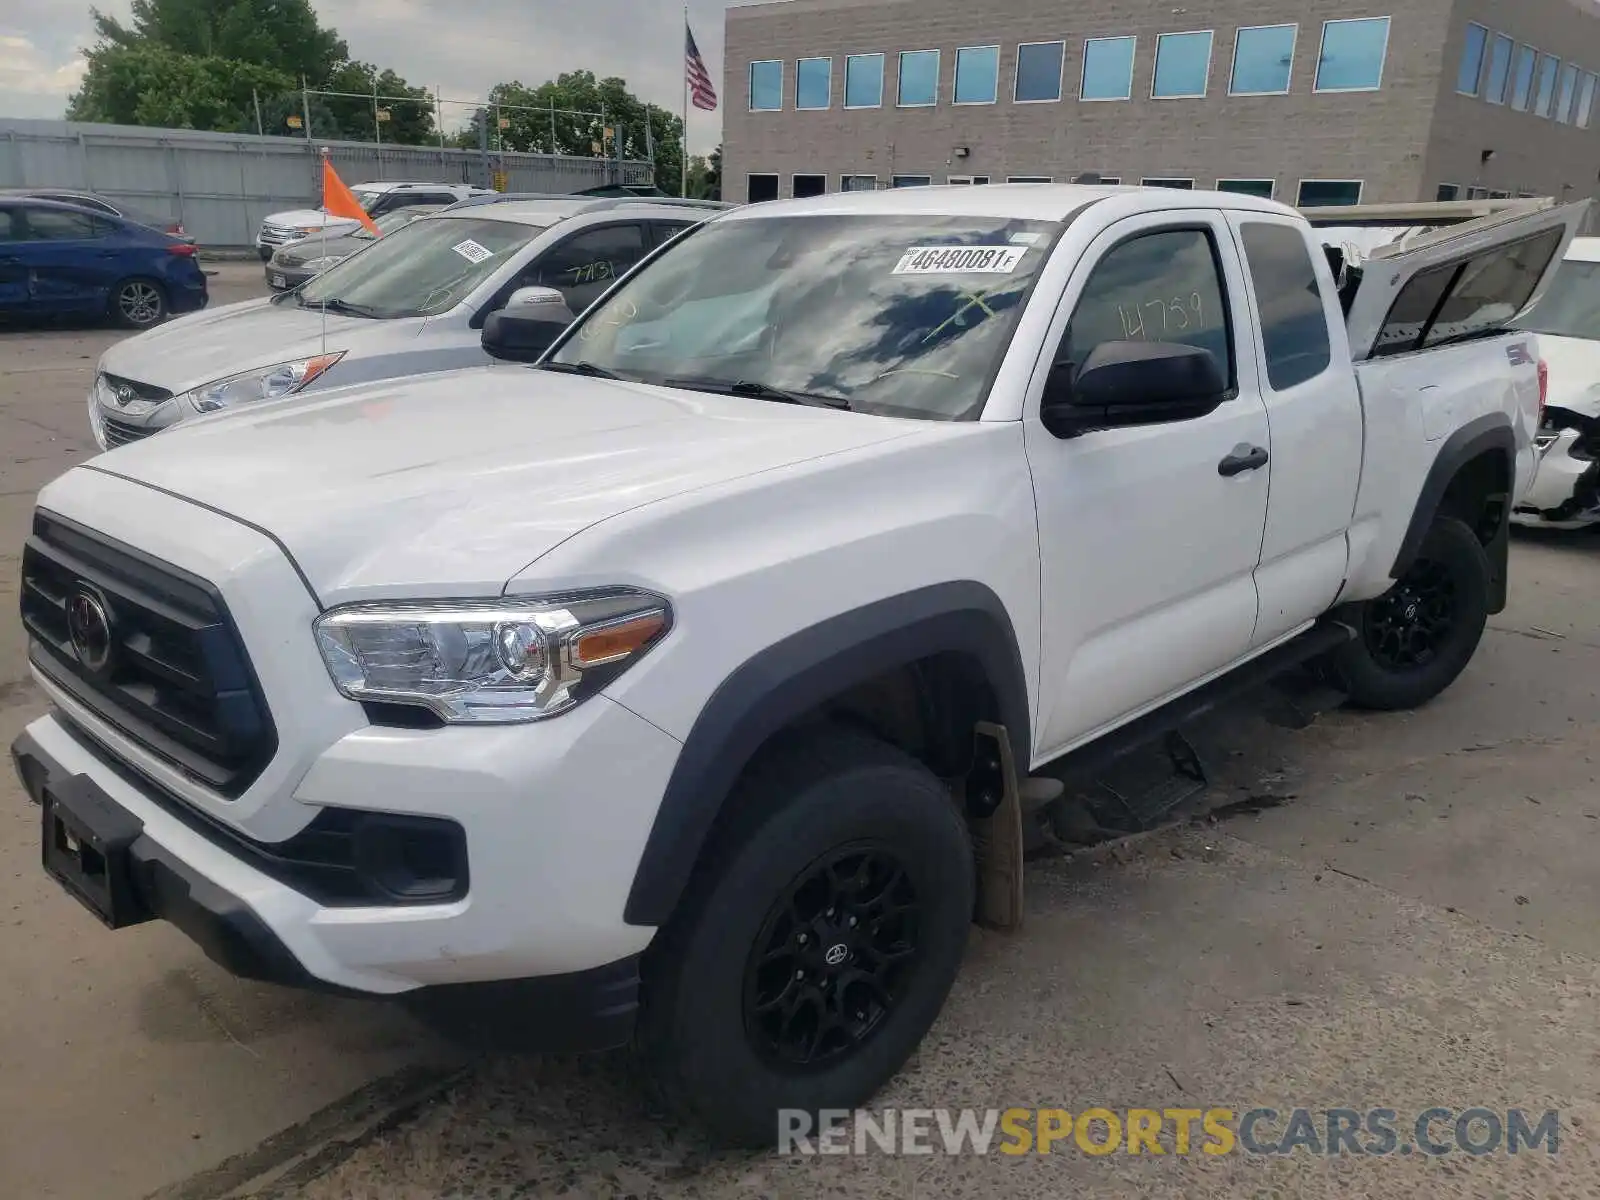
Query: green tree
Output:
[[88, 0, 346, 84], [68, 0, 435, 143], [67, 42, 293, 130], [483, 71, 682, 191]]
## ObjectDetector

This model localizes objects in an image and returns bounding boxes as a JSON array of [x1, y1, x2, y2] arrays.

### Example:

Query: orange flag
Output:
[[321, 156, 382, 235]]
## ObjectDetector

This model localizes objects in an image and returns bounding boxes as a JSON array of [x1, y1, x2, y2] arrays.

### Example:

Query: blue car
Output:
[[0, 196, 208, 329]]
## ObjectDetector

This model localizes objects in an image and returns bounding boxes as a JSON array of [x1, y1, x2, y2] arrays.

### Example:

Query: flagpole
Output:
[[682, 4, 690, 198], [318, 147, 329, 358]]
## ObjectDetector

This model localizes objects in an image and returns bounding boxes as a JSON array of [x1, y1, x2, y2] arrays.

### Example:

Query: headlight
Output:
[[181, 353, 345, 413], [302, 256, 344, 271], [313, 590, 671, 724]]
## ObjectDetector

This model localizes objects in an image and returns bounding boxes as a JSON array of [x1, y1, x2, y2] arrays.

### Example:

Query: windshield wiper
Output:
[[297, 296, 386, 318], [538, 360, 623, 380], [664, 377, 851, 410]]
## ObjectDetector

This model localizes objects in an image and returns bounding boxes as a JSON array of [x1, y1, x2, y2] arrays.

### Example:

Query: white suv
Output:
[[254, 181, 493, 260]]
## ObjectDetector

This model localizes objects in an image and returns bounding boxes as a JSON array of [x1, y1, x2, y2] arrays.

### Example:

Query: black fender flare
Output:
[[1389, 413, 1515, 613], [622, 581, 1032, 927]]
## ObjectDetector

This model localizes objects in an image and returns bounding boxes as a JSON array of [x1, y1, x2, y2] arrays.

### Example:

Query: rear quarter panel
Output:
[[1344, 335, 1539, 601]]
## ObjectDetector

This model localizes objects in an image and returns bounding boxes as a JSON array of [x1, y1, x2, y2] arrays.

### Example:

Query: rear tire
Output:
[[111, 278, 167, 329], [636, 726, 974, 1147], [1328, 516, 1491, 711]]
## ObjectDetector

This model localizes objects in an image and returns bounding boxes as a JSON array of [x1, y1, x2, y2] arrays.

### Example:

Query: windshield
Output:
[[1510, 258, 1600, 341], [295, 215, 539, 318], [352, 207, 438, 241], [548, 214, 1059, 421]]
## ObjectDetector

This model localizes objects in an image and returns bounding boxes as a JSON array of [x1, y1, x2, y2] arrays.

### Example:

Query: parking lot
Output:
[[2, 271, 1598, 1199]]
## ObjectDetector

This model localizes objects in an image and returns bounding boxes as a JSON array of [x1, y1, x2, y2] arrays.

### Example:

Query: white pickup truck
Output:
[[12, 186, 1584, 1146]]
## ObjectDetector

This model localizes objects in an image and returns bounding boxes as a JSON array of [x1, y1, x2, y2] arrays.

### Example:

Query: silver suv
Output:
[[89, 198, 723, 449]]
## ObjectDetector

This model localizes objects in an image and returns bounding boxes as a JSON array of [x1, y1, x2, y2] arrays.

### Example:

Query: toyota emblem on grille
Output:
[[67, 588, 114, 674]]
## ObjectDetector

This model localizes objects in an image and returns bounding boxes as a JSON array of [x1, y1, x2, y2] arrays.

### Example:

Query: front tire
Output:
[[1329, 516, 1491, 710], [111, 278, 167, 329], [637, 727, 974, 1147]]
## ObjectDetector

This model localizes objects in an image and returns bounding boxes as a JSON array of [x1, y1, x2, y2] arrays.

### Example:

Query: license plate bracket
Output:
[[41, 777, 152, 929], [269, 273, 287, 289]]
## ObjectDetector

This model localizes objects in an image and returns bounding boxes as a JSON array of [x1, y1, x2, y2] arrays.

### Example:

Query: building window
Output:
[[892, 175, 933, 187], [1239, 222, 1333, 391], [1466, 186, 1490, 200], [747, 174, 780, 202], [1142, 178, 1195, 189], [898, 50, 940, 106], [793, 174, 827, 198], [1436, 183, 1462, 201], [1535, 54, 1561, 117], [840, 174, 878, 191], [1230, 24, 1297, 95], [1484, 33, 1514, 104], [953, 45, 1000, 104], [1082, 36, 1137, 101], [1579, 71, 1598, 128], [1558, 63, 1581, 123], [1098, 177, 1121, 185], [1218, 179, 1275, 198], [844, 53, 885, 108], [796, 57, 832, 110], [749, 60, 783, 111], [1511, 45, 1538, 110], [947, 175, 991, 184], [1015, 41, 1065, 102], [1153, 31, 1214, 99], [1457, 23, 1489, 95], [1298, 180, 1362, 207], [1314, 17, 1391, 92], [1007, 176, 1053, 183], [1488, 190, 1511, 200]]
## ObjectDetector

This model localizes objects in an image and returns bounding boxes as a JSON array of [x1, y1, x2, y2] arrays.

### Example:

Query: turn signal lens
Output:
[[574, 612, 668, 667]]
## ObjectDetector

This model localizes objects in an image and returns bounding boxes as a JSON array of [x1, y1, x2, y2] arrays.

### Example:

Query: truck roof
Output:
[[717, 183, 1296, 224]]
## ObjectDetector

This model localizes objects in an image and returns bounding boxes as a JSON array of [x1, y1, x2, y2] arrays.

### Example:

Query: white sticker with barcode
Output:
[[451, 238, 494, 264], [892, 246, 1028, 275]]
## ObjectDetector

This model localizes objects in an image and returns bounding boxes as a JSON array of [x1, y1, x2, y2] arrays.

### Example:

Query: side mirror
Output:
[[482, 290, 575, 363], [1040, 340, 1228, 439], [505, 285, 573, 315]]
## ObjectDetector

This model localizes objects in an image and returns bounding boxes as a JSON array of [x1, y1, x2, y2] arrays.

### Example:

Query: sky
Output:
[[0, 0, 752, 154]]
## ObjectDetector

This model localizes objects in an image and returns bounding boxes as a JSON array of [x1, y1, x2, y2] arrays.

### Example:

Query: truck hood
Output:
[[98, 299, 406, 396], [87, 367, 921, 604], [1534, 334, 1600, 417]]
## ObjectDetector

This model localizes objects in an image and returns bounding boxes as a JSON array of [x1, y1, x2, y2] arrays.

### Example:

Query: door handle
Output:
[[1218, 445, 1270, 477]]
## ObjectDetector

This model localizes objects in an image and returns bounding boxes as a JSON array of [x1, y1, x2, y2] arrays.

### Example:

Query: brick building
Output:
[[722, 0, 1600, 206]]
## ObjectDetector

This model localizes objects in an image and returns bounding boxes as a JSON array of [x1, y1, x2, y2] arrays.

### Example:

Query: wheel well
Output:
[[650, 652, 1006, 928], [1436, 448, 1511, 546]]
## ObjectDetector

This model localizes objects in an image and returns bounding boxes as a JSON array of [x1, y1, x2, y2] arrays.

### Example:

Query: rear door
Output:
[[0, 206, 27, 310], [1338, 201, 1590, 360]]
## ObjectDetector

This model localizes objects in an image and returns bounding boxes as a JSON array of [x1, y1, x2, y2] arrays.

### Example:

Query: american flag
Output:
[[686, 24, 718, 111]]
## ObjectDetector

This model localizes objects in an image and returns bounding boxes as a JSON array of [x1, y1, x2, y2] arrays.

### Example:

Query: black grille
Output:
[[21, 510, 277, 797], [101, 415, 156, 448], [101, 373, 173, 404]]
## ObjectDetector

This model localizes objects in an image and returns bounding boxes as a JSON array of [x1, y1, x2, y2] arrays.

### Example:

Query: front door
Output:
[[1025, 212, 1272, 759], [530, 222, 649, 313]]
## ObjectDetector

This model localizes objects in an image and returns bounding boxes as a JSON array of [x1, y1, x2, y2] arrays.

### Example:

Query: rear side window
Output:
[[22, 208, 101, 240], [1239, 222, 1333, 389], [0, 209, 17, 241], [1373, 227, 1566, 356], [1059, 227, 1234, 384]]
